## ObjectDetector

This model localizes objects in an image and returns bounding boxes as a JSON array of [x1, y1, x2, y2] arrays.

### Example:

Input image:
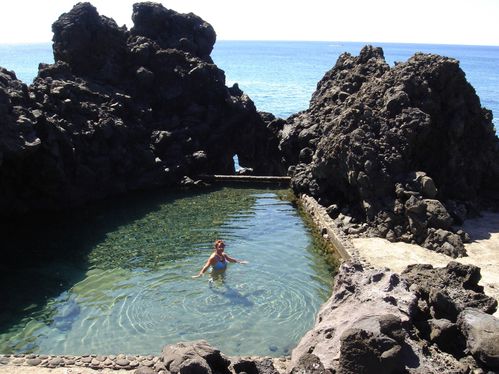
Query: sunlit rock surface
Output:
[[280, 46, 499, 256]]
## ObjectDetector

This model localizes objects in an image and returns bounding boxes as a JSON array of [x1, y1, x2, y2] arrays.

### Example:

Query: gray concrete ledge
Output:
[[198, 174, 291, 184], [298, 194, 359, 262]]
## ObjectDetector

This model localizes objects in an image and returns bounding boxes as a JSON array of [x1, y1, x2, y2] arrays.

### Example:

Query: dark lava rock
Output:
[[338, 328, 406, 374], [130, 2, 216, 61], [52, 2, 127, 82], [162, 340, 231, 374], [402, 262, 497, 321], [232, 357, 278, 374], [279, 45, 499, 255], [0, 2, 283, 218], [290, 353, 331, 374]]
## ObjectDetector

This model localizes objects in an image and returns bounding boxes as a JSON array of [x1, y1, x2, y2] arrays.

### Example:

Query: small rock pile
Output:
[[0, 353, 162, 371], [279, 45, 499, 256]]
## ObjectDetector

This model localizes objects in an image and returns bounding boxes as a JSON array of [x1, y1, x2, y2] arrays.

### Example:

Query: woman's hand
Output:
[[192, 273, 204, 278], [238, 260, 249, 264]]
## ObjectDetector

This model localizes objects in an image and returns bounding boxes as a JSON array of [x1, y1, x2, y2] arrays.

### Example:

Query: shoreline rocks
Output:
[[291, 260, 498, 373]]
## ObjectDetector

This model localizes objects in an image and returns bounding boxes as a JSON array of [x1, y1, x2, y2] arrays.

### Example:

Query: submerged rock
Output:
[[280, 45, 499, 256]]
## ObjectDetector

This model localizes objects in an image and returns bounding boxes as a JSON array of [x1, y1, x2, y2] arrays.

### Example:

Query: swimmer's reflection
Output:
[[208, 270, 264, 307]]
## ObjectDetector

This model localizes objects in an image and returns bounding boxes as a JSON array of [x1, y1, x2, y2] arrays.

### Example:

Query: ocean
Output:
[[0, 41, 498, 129]]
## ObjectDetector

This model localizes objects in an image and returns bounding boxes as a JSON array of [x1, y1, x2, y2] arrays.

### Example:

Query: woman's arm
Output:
[[224, 253, 248, 264], [192, 256, 214, 278]]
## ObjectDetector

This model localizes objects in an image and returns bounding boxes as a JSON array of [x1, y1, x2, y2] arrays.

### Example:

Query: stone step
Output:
[[198, 174, 291, 184]]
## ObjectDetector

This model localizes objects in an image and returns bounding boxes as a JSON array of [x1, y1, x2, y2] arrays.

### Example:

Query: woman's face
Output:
[[216, 242, 225, 252]]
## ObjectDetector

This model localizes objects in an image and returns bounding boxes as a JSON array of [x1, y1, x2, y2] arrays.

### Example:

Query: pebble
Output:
[[48, 357, 64, 366], [2, 353, 164, 371], [135, 366, 156, 374], [0, 357, 9, 365], [116, 358, 130, 366], [27, 358, 42, 366]]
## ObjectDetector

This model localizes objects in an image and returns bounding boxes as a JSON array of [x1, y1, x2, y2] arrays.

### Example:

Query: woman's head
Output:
[[214, 239, 225, 251]]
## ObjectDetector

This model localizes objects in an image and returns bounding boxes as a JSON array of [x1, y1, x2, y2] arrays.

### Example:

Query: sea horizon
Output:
[[1, 40, 498, 129], [2, 39, 499, 47]]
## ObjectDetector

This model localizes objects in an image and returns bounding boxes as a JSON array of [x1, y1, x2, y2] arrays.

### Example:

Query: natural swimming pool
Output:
[[0, 186, 337, 357]]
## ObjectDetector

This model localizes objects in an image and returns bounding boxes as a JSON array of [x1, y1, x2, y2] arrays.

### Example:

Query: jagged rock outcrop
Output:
[[291, 261, 498, 374], [280, 45, 499, 257], [130, 2, 216, 61], [0, 2, 284, 218], [159, 340, 280, 374]]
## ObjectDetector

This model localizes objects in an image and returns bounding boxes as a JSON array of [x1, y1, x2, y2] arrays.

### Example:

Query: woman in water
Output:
[[192, 239, 248, 278]]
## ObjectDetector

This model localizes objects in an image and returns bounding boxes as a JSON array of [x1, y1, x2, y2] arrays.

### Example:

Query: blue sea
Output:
[[0, 41, 498, 130]]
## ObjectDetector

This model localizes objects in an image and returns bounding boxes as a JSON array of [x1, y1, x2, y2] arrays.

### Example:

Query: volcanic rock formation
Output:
[[291, 261, 499, 374], [280, 45, 499, 257], [0, 2, 283, 217]]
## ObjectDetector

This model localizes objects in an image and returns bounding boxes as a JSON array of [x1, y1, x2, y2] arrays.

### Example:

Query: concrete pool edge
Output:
[[0, 351, 289, 373]]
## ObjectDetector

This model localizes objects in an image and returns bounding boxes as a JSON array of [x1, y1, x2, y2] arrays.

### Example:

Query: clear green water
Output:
[[0, 187, 335, 356]]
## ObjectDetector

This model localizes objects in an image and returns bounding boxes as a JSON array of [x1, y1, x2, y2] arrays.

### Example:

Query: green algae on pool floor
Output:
[[0, 186, 337, 356]]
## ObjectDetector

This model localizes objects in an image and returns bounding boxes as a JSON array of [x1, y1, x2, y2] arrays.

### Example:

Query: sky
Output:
[[0, 0, 498, 46]]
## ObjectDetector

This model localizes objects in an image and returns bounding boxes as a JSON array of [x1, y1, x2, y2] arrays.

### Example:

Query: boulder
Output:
[[402, 262, 497, 321], [457, 308, 499, 370], [338, 328, 405, 374], [426, 318, 464, 356], [231, 357, 278, 374], [161, 340, 231, 374]]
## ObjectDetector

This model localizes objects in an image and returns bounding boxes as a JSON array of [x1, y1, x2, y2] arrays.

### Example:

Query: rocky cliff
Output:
[[0, 2, 283, 217], [280, 45, 499, 257]]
